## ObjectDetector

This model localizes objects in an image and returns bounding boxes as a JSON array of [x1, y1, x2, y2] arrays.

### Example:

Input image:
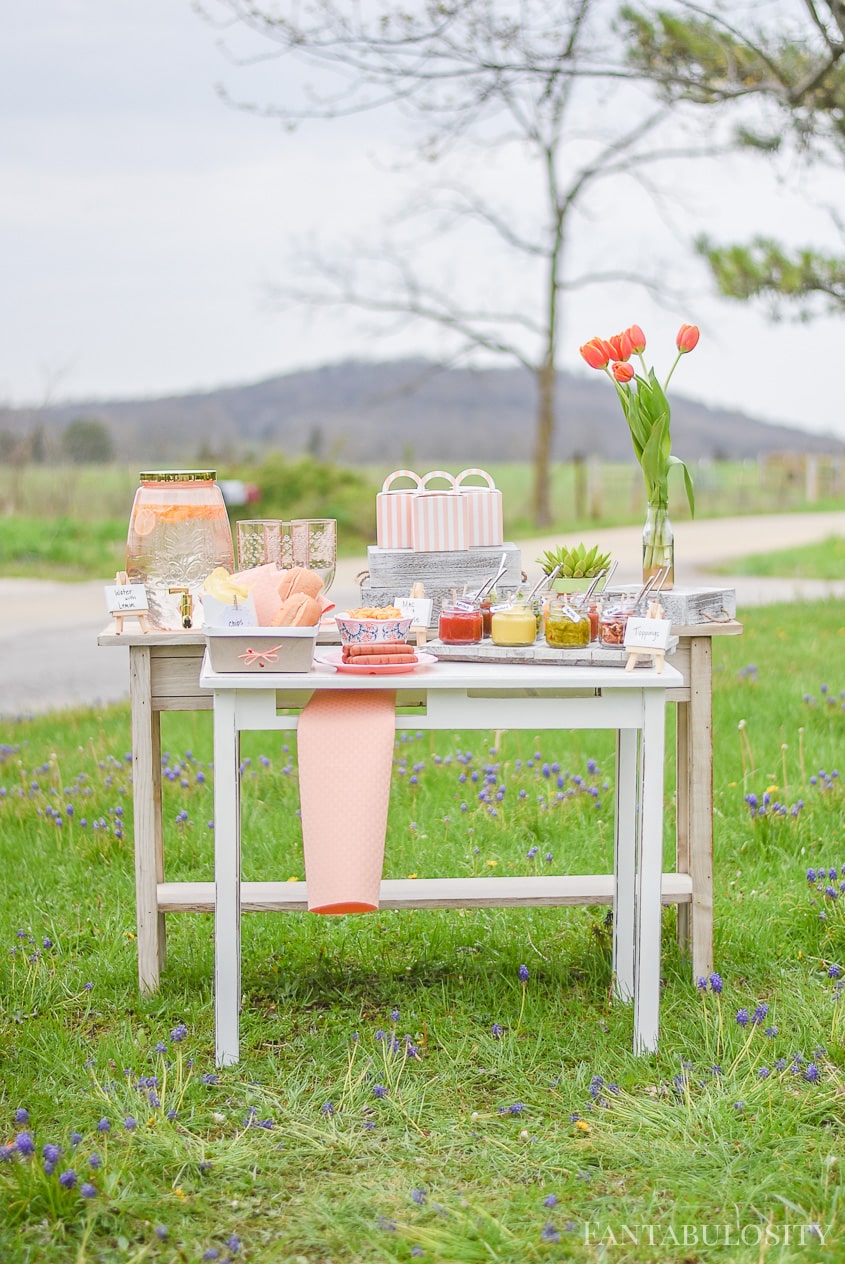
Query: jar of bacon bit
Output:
[[126, 470, 234, 630], [599, 596, 636, 647], [438, 602, 483, 645]]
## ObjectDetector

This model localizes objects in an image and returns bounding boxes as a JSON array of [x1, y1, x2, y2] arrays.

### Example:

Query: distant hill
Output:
[[2, 358, 842, 463]]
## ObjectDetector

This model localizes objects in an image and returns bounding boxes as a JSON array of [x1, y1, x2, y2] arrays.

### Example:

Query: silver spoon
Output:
[[523, 561, 562, 605], [474, 551, 509, 601]]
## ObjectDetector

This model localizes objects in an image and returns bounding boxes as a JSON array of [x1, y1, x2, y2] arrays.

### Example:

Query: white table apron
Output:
[[200, 656, 682, 1067]]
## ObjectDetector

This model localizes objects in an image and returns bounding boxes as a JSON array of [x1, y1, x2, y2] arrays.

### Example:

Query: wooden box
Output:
[[603, 586, 736, 627], [204, 626, 318, 673], [362, 542, 524, 628]]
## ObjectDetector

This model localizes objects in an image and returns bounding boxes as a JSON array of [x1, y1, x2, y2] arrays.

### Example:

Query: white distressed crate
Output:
[[367, 542, 523, 587], [603, 586, 736, 627]]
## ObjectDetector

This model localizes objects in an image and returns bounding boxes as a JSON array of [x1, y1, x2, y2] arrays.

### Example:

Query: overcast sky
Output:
[[2, 0, 845, 441]]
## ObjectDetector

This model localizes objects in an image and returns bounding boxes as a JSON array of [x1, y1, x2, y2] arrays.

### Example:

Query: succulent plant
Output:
[[536, 542, 612, 579]]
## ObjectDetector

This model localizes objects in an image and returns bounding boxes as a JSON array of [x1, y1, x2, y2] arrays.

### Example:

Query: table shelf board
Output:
[[158, 872, 693, 913]]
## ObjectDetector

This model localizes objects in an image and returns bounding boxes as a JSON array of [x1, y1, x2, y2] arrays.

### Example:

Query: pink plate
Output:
[[315, 649, 438, 676]]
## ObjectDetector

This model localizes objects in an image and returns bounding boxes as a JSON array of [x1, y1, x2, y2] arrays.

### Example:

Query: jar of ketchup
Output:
[[439, 603, 483, 645]]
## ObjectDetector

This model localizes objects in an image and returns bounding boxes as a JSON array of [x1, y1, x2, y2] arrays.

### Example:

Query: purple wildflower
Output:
[[15, 1132, 35, 1157], [542, 1223, 561, 1243], [80, 1182, 97, 1198], [544, 1194, 558, 1208], [42, 1144, 61, 1164], [709, 972, 723, 993], [59, 1169, 77, 1188], [373, 1085, 388, 1099], [95, 1118, 110, 1133], [411, 1188, 427, 1204], [491, 1023, 504, 1039], [804, 1063, 820, 1083], [14, 1108, 29, 1125], [89, 1154, 102, 1168], [736, 1009, 750, 1028], [518, 964, 529, 983]]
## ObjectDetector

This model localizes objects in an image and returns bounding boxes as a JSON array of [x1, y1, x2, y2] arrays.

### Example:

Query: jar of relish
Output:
[[545, 599, 591, 648], [439, 603, 483, 645]]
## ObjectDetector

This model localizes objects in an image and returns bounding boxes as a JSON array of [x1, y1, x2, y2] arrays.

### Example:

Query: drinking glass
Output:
[[291, 519, 337, 592], [236, 520, 294, 571]]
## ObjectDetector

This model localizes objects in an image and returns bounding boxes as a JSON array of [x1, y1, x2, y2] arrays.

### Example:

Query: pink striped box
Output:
[[376, 470, 421, 549], [411, 471, 466, 552], [456, 468, 503, 547]]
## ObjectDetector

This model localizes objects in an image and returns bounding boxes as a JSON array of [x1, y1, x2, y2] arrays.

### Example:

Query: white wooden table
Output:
[[97, 622, 741, 997], [199, 655, 682, 1065]]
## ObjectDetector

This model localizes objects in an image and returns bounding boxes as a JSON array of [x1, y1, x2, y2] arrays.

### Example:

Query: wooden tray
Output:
[[427, 637, 678, 668]]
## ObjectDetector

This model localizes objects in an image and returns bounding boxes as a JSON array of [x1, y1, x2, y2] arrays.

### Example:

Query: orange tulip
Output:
[[579, 337, 612, 370], [612, 361, 634, 383], [676, 323, 700, 353], [607, 331, 633, 362], [626, 324, 646, 354]]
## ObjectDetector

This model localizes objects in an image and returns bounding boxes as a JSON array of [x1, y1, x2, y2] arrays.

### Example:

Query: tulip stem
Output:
[[663, 350, 683, 391]]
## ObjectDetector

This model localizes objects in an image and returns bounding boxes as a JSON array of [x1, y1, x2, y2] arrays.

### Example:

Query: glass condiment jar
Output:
[[599, 596, 636, 647], [545, 598, 591, 648], [490, 603, 538, 647], [126, 471, 234, 630], [439, 602, 483, 645], [479, 595, 494, 639]]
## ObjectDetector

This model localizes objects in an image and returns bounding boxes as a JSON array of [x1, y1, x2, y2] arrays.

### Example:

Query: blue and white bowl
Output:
[[335, 613, 413, 645]]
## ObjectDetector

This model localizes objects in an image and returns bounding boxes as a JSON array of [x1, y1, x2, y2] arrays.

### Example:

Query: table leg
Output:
[[675, 698, 691, 958], [634, 690, 666, 1055], [214, 690, 242, 1067], [687, 637, 714, 981], [130, 647, 165, 994], [613, 728, 638, 1002]]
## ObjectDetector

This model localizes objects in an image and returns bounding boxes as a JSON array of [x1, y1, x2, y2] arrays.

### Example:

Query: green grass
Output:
[[0, 517, 128, 581], [2, 603, 845, 1261], [714, 536, 845, 580], [2, 460, 843, 582]]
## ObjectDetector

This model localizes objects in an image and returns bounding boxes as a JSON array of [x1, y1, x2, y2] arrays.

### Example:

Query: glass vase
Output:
[[642, 503, 674, 589]]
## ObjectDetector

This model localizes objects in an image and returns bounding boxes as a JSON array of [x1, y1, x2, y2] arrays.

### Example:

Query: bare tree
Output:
[[204, 0, 718, 525]]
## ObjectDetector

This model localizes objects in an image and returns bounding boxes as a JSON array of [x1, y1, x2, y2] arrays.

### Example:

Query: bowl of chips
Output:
[[335, 606, 414, 645]]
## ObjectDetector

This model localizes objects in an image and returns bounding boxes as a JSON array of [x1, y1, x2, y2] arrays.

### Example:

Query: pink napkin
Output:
[[297, 690, 396, 913]]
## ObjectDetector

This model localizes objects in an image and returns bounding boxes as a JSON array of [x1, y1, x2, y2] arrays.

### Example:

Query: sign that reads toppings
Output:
[[623, 616, 672, 651]]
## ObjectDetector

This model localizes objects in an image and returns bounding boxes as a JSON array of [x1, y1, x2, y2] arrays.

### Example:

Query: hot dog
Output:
[[343, 652, 418, 665], [343, 641, 411, 658]]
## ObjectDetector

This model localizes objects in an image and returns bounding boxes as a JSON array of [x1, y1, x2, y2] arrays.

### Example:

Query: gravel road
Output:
[[2, 511, 844, 717]]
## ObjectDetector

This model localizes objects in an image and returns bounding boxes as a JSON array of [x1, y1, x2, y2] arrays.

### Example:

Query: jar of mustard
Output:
[[490, 603, 538, 647]]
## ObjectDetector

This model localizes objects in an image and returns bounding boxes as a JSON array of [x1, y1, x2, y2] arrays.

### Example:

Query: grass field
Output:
[[1, 460, 842, 581], [2, 602, 845, 1261], [714, 536, 845, 580]]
